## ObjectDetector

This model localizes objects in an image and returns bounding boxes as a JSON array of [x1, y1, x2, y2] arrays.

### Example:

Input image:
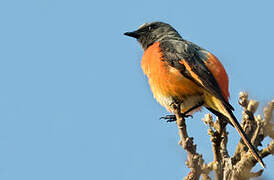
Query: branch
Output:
[[173, 104, 208, 180], [233, 92, 260, 165], [263, 100, 274, 138], [175, 92, 274, 180]]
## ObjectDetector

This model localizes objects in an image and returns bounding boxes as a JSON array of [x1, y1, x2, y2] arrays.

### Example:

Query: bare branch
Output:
[[263, 100, 274, 138], [172, 104, 205, 180], [233, 93, 259, 166], [176, 92, 274, 180]]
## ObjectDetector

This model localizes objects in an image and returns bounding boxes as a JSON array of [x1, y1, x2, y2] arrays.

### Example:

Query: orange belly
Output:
[[141, 42, 204, 113]]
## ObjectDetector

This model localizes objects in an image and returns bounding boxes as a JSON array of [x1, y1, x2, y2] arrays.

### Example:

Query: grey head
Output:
[[124, 22, 182, 50]]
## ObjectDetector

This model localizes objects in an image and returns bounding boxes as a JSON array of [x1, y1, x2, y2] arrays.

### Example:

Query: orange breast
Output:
[[141, 42, 203, 112]]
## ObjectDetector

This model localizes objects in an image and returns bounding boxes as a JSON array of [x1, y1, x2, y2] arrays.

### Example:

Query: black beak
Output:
[[124, 31, 140, 39]]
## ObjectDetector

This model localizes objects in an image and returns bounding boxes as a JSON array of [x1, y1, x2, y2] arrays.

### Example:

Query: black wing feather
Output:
[[160, 40, 234, 111]]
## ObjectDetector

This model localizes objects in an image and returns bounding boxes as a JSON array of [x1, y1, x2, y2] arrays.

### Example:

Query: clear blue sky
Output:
[[0, 0, 273, 179]]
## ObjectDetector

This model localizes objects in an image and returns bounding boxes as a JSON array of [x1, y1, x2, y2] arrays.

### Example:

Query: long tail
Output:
[[205, 94, 265, 168]]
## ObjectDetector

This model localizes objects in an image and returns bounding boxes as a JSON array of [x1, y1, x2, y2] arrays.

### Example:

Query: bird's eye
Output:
[[148, 26, 152, 31]]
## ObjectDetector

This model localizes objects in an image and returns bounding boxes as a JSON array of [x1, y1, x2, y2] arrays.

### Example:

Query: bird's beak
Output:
[[124, 31, 140, 39]]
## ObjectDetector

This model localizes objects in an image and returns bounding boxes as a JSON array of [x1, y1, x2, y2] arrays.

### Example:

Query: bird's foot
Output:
[[160, 113, 193, 123], [160, 115, 176, 122]]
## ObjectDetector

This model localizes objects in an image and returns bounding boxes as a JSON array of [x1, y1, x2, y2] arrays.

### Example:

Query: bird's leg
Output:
[[160, 101, 204, 122], [181, 101, 204, 117], [160, 100, 181, 122]]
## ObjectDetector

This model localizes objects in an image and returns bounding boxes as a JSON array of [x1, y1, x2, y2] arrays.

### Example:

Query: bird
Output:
[[124, 22, 265, 168]]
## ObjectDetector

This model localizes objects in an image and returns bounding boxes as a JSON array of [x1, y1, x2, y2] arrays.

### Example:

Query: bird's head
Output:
[[124, 22, 181, 50]]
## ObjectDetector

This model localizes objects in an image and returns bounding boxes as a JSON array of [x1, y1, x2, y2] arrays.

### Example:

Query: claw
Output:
[[160, 113, 193, 122], [167, 119, 176, 123], [183, 114, 193, 119], [160, 115, 176, 122]]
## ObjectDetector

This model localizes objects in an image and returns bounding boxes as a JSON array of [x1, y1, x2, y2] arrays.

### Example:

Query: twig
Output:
[[233, 93, 259, 166], [173, 104, 204, 180], [174, 92, 274, 179]]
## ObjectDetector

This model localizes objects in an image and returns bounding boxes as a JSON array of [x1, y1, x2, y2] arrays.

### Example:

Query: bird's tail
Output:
[[204, 93, 265, 168]]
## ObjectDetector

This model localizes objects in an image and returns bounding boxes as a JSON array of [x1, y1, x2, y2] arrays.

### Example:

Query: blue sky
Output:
[[0, 0, 273, 179]]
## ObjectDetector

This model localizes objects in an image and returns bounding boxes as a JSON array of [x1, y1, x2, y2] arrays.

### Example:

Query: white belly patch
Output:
[[154, 93, 204, 114]]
